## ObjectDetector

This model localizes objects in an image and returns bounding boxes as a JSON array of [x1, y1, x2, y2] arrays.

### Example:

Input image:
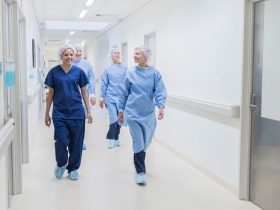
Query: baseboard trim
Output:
[[155, 138, 238, 195]]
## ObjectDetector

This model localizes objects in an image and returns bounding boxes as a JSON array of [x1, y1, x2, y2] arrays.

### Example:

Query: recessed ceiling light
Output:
[[79, 10, 88, 19], [69, 31, 75, 35]]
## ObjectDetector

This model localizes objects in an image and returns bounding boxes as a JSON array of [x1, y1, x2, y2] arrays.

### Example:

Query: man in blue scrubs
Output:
[[73, 44, 96, 150], [44, 44, 93, 181]]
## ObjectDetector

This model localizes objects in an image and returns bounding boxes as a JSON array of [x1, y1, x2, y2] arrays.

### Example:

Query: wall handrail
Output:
[[0, 118, 15, 158], [167, 94, 240, 118], [28, 84, 41, 104]]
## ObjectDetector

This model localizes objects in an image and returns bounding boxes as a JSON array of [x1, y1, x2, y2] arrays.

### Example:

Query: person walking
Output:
[[118, 47, 167, 185], [73, 44, 96, 150], [100, 46, 127, 149], [44, 44, 93, 181]]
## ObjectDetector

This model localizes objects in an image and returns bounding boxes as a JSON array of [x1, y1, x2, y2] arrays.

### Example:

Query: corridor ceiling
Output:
[[31, 0, 151, 46]]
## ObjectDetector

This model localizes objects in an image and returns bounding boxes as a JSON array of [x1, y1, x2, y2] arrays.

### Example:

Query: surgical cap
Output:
[[74, 44, 84, 52], [135, 47, 152, 62], [109, 46, 119, 56], [58, 44, 76, 58]]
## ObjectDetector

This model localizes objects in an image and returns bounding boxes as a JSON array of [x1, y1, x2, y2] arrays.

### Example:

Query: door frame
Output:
[[121, 42, 128, 66], [144, 32, 156, 67], [239, 0, 265, 200], [18, 8, 29, 164]]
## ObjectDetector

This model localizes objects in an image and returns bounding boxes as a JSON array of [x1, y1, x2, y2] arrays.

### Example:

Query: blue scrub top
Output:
[[118, 66, 167, 121], [100, 63, 127, 103], [44, 65, 88, 120], [73, 59, 96, 95], [118, 66, 167, 153], [100, 63, 127, 124]]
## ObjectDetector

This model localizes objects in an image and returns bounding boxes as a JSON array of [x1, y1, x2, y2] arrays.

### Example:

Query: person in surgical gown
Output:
[[100, 46, 127, 149], [118, 47, 167, 185], [44, 44, 93, 181], [73, 44, 96, 150]]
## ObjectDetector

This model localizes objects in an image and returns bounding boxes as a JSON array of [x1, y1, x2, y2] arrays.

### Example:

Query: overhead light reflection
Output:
[[79, 10, 88, 19]]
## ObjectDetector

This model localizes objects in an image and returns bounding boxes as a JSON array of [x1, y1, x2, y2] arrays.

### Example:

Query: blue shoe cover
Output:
[[54, 165, 66, 179], [115, 140, 120, 147], [135, 172, 146, 185], [107, 139, 115, 149], [82, 143, 87, 150], [68, 170, 79, 180]]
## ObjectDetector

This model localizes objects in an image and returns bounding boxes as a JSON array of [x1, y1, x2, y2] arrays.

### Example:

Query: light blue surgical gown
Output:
[[100, 63, 127, 124], [73, 59, 96, 96], [118, 66, 167, 153]]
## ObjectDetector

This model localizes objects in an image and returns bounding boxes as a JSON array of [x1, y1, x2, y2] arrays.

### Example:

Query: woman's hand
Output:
[[157, 108, 165, 120], [45, 114, 51, 127], [118, 112, 124, 124]]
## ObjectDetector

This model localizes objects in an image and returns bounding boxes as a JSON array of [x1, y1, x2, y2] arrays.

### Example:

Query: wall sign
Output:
[[4, 62, 15, 87]]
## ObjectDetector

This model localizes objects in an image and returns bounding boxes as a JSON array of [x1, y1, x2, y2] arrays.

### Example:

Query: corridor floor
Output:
[[9, 107, 261, 210]]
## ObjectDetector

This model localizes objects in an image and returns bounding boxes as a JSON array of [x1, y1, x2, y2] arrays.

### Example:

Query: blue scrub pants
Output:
[[53, 119, 85, 173], [134, 150, 146, 173], [106, 121, 121, 140]]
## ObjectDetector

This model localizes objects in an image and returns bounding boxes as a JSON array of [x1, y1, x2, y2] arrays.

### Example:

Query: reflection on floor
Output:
[[9, 107, 261, 210]]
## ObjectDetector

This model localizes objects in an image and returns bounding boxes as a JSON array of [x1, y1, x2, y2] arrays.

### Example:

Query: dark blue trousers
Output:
[[134, 150, 146, 173], [106, 121, 121, 140], [53, 119, 85, 173]]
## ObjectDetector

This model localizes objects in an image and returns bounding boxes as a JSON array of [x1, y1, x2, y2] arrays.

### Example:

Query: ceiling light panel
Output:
[[44, 21, 110, 31], [85, 0, 95, 6]]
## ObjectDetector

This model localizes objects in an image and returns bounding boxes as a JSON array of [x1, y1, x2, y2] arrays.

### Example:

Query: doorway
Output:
[[144, 32, 156, 67], [121, 42, 127, 66]]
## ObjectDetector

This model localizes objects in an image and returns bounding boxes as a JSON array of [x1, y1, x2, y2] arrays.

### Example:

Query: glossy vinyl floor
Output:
[[9, 107, 261, 210]]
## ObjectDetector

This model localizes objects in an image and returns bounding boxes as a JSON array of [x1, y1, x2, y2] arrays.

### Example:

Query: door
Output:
[[249, 1, 280, 210], [2, 0, 23, 203], [0, 0, 4, 129], [2, 0, 15, 206], [144, 33, 156, 67]]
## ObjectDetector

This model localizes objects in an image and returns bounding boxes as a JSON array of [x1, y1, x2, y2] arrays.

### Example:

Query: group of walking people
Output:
[[44, 43, 167, 185]]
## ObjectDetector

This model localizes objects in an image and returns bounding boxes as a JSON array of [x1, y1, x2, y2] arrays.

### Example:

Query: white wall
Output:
[[88, 0, 244, 191], [0, 154, 8, 210], [18, 1, 41, 145], [261, 0, 280, 121]]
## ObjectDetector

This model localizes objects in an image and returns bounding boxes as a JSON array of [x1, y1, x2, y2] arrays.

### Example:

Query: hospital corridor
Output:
[[8, 107, 260, 210], [1, 0, 280, 210]]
